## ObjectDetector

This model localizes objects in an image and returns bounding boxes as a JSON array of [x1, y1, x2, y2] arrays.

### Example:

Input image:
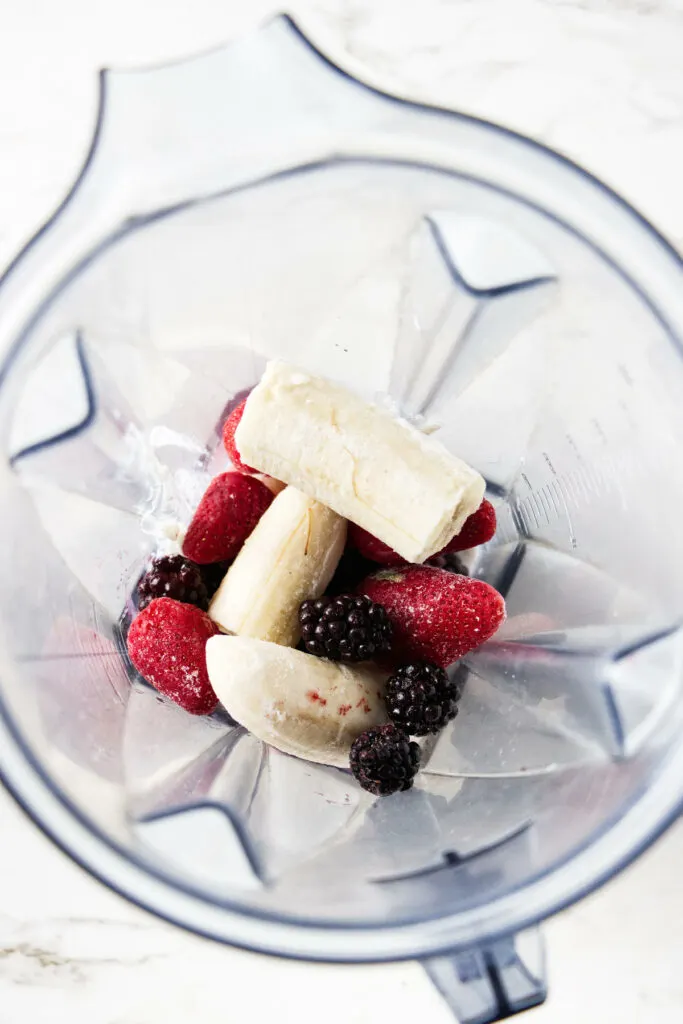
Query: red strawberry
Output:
[[182, 471, 273, 564], [359, 565, 505, 668], [442, 499, 496, 553], [127, 598, 220, 714], [350, 500, 497, 566], [222, 399, 256, 473], [347, 522, 405, 566]]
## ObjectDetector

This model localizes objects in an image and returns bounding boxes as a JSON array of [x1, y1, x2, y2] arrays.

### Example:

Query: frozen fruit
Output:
[[299, 594, 392, 662], [385, 661, 460, 736], [349, 724, 421, 795], [208, 487, 346, 647], [127, 597, 220, 715], [235, 360, 484, 562], [347, 522, 404, 566], [349, 499, 496, 566], [222, 398, 256, 473], [359, 565, 506, 668], [137, 555, 208, 611], [205, 635, 388, 767], [442, 499, 496, 553], [182, 471, 274, 565]]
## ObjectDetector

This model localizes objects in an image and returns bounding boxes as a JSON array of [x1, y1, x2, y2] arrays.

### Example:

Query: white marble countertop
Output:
[[1, 1, 683, 1021]]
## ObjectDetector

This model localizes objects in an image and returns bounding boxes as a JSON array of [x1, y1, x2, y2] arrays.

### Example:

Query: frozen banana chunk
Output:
[[209, 486, 346, 647], [235, 361, 485, 563], [206, 635, 388, 767]]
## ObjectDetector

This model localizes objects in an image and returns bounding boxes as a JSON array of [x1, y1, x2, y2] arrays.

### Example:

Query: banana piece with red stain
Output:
[[206, 635, 388, 767]]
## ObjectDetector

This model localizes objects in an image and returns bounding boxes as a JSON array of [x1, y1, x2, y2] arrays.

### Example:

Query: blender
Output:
[[0, 15, 682, 1021]]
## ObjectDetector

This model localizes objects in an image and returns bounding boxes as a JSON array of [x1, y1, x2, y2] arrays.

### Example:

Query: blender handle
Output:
[[422, 926, 547, 1022]]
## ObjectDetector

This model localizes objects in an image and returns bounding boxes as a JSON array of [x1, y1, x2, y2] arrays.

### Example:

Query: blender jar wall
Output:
[[0, 14, 681, 980]]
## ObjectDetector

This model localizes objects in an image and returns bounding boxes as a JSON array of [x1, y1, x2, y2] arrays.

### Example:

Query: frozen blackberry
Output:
[[385, 661, 460, 736], [427, 551, 469, 575], [199, 560, 230, 600], [350, 724, 421, 795], [137, 555, 209, 611], [299, 594, 392, 662]]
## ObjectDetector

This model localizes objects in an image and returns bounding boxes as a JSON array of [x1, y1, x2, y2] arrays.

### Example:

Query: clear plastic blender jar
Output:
[[0, 16, 682, 1022]]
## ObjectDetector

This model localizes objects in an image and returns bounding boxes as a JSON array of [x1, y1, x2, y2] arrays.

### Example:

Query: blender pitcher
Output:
[[0, 15, 682, 1022]]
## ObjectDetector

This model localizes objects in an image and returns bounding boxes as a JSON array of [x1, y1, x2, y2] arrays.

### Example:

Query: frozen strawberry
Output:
[[222, 399, 256, 473], [182, 471, 273, 564], [349, 500, 497, 566], [127, 598, 220, 714], [442, 499, 496, 553], [348, 522, 404, 566], [359, 565, 505, 668]]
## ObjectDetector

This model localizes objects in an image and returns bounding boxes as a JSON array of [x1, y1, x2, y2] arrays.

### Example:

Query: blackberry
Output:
[[385, 661, 460, 736], [137, 555, 209, 611], [299, 594, 392, 662], [427, 551, 469, 575], [350, 724, 421, 795], [198, 560, 230, 600]]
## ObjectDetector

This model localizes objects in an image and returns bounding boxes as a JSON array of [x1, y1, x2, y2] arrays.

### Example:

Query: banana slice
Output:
[[206, 635, 388, 767], [235, 361, 485, 563], [208, 486, 346, 646]]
